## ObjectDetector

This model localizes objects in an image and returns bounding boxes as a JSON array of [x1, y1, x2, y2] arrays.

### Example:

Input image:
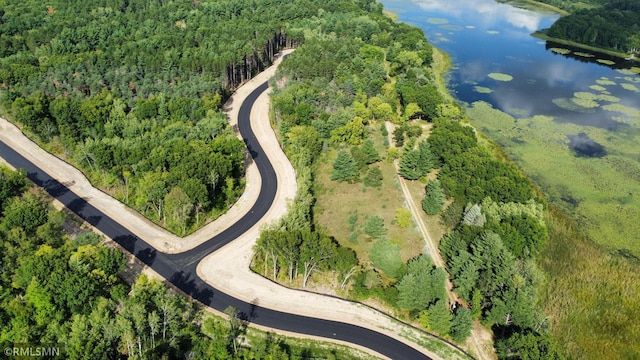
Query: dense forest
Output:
[[538, 0, 640, 54], [0, 0, 375, 234], [250, 1, 564, 358], [0, 165, 373, 359]]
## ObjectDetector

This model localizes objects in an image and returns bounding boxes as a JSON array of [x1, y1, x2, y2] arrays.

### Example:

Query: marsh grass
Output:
[[541, 208, 640, 359], [466, 101, 640, 359]]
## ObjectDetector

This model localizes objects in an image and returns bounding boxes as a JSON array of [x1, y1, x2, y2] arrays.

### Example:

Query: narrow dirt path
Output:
[[385, 122, 496, 360]]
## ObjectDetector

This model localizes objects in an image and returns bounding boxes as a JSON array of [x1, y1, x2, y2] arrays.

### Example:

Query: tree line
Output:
[[542, 0, 640, 54]]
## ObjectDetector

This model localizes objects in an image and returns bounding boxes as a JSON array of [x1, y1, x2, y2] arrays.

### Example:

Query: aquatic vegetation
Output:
[[486, 30, 500, 35], [427, 17, 448, 24], [596, 77, 616, 86], [440, 25, 463, 31], [571, 97, 599, 109], [465, 25, 475, 29], [617, 68, 640, 75], [466, 101, 640, 254], [552, 98, 596, 113], [487, 72, 513, 81], [550, 47, 571, 54], [595, 94, 620, 103], [621, 83, 640, 92], [474, 86, 493, 94], [589, 85, 607, 91], [602, 103, 640, 117], [574, 52, 595, 58], [596, 59, 616, 65]]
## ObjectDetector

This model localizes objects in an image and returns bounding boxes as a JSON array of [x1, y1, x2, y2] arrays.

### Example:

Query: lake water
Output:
[[382, 0, 640, 255]]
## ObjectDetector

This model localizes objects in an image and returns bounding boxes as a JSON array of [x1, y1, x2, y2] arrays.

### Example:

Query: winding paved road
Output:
[[0, 81, 434, 359]]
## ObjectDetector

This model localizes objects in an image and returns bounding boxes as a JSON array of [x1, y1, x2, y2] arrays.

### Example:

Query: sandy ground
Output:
[[0, 50, 459, 359]]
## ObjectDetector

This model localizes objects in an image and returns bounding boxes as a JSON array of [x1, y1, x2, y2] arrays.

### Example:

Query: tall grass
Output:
[[541, 207, 640, 359]]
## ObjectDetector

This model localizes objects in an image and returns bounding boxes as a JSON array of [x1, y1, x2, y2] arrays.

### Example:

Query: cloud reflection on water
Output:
[[414, 0, 545, 32]]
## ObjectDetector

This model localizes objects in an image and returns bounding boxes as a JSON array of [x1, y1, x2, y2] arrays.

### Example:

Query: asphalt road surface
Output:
[[0, 81, 432, 360]]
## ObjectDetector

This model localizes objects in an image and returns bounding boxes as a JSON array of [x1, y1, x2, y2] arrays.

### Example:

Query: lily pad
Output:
[[474, 86, 493, 94], [596, 78, 616, 86], [550, 47, 571, 55], [552, 98, 596, 113], [574, 52, 594, 58], [466, 25, 475, 29], [488, 73, 513, 81], [427, 18, 448, 25], [603, 103, 640, 117], [621, 83, 640, 92], [596, 59, 616, 65], [589, 85, 607, 91], [440, 25, 464, 31]]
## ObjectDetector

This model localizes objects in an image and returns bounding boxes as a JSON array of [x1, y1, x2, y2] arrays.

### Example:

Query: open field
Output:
[[314, 124, 424, 263]]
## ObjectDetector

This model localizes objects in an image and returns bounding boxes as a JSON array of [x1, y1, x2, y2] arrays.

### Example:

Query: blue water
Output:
[[381, 0, 639, 129]]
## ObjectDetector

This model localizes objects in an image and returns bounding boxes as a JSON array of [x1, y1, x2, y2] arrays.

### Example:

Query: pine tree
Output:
[[426, 299, 452, 336], [399, 149, 421, 180], [417, 140, 435, 174], [450, 306, 473, 343], [361, 139, 380, 164], [363, 167, 383, 188], [330, 150, 358, 182], [422, 179, 445, 215]]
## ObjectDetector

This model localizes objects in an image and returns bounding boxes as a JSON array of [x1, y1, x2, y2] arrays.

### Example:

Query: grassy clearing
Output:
[[466, 101, 640, 359], [314, 124, 424, 263]]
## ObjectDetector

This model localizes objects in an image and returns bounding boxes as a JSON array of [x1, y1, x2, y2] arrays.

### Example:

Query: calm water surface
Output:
[[382, 0, 639, 127], [381, 0, 640, 253]]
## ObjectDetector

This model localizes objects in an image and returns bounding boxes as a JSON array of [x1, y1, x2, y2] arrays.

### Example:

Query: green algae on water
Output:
[[550, 47, 571, 55]]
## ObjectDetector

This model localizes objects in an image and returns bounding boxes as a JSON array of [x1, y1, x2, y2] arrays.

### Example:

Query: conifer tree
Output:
[[330, 150, 358, 182], [422, 179, 445, 215], [361, 139, 380, 164], [399, 149, 421, 180]]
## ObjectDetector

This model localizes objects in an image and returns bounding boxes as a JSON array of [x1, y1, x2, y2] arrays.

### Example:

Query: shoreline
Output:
[[533, 30, 640, 63]]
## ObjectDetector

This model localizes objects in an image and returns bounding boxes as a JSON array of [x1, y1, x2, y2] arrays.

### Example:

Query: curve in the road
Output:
[[0, 82, 432, 360]]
